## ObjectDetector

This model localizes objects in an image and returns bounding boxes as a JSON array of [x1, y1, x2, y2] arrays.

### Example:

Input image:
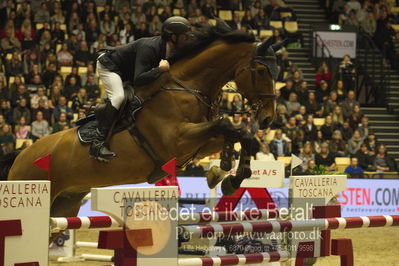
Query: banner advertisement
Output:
[[313, 31, 356, 58]]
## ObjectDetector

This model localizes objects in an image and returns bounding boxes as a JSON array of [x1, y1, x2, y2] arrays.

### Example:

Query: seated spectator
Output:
[[256, 143, 275, 161], [289, 70, 303, 89], [364, 133, 378, 156], [0, 78, 10, 103], [135, 22, 151, 39], [16, 19, 36, 49], [341, 90, 359, 119], [291, 129, 305, 155], [358, 117, 373, 138], [65, 66, 82, 87], [302, 114, 317, 142], [273, 104, 288, 129], [31, 111, 50, 140], [57, 43, 74, 66], [283, 116, 299, 142], [64, 77, 80, 100], [14, 116, 31, 139], [34, 2, 50, 24], [374, 144, 396, 172], [231, 95, 244, 113], [345, 157, 364, 178], [345, 10, 359, 27], [313, 130, 324, 154], [335, 80, 346, 103], [315, 62, 331, 88], [52, 112, 72, 133], [184, 158, 205, 176], [349, 104, 363, 130], [321, 115, 334, 140], [86, 20, 100, 45], [119, 23, 135, 45], [323, 91, 338, 115], [341, 120, 353, 141], [0, 100, 12, 125], [53, 96, 74, 122], [280, 80, 295, 101], [269, 129, 289, 158], [100, 13, 116, 38], [42, 63, 57, 89], [11, 84, 30, 108], [13, 99, 31, 125], [329, 130, 347, 156], [0, 30, 21, 52], [296, 81, 309, 105], [348, 129, 364, 155], [315, 142, 336, 171], [299, 142, 315, 172], [52, 22, 65, 44], [84, 74, 100, 100], [355, 143, 374, 171], [5, 51, 23, 77], [0, 124, 14, 154], [332, 105, 345, 127], [285, 92, 300, 114], [231, 113, 246, 131], [241, 10, 256, 29], [27, 74, 45, 94], [74, 41, 93, 66], [316, 80, 330, 103], [32, 99, 51, 124], [72, 88, 89, 112], [361, 12, 376, 36], [305, 92, 320, 116], [254, 9, 269, 30]]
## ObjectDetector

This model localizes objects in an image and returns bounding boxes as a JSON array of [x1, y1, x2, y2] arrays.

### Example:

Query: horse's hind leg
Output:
[[50, 192, 87, 241]]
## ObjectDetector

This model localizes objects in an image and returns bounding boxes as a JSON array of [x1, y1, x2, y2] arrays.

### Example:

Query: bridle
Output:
[[234, 55, 277, 115]]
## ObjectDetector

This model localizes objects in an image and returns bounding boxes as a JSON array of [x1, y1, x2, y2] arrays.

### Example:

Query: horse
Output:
[[2, 27, 279, 225]]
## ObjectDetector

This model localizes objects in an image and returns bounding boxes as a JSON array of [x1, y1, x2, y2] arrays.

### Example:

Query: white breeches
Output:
[[97, 60, 125, 109]]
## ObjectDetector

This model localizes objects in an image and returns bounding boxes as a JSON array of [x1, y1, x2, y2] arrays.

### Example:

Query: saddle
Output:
[[77, 84, 141, 144]]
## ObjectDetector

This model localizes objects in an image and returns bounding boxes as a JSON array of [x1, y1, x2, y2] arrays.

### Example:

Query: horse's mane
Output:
[[168, 23, 256, 64]]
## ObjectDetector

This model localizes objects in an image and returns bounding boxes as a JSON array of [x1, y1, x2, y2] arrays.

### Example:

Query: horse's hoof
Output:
[[221, 176, 237, 196], [207, 166, 225, 189], [220, 158, 232, 171]]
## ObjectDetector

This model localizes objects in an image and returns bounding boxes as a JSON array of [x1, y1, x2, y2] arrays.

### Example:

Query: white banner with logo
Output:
[[313, 31, 357, 58]]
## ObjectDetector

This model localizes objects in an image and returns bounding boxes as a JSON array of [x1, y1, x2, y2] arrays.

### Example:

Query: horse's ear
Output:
[[255, 37, 274, 55], [271, 39, 287, 52]]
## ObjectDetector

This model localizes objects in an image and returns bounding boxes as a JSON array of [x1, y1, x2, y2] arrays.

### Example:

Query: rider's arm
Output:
[[133, 45, 164, 87]]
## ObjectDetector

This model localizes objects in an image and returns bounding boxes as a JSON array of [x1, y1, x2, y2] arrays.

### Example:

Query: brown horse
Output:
[[2, 28, 278, 221]]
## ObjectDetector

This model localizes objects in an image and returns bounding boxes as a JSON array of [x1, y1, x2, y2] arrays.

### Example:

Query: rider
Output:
[[90, 16, 191, 161]]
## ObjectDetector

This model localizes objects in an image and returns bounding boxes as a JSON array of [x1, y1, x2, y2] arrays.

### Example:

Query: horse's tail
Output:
[[0, 150, 21, 181]]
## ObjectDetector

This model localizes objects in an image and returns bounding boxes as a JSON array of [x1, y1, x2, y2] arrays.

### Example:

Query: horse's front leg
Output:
[[221, 130, 254, 196]]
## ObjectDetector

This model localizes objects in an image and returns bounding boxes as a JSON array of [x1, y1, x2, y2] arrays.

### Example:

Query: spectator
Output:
[[374, 144, 396, 172], [291, 129, 305, 155], [119, 23, 135, 44], [285, 92, 300, 114], [64, 76, 80, 100], [51, 6, 65, 24], [135, 22, 151, 39], [341, 90, 359, 119], [85, 74, 100, 100], [296, 81, 309, 105], [0, 100, 12, 125], [256, 143, 275, 161], [42, 63, 57, 88], [52, 112, 72, 133], [321, 115, 334, 140], [0, 78, 10, 102], [31, 111, 50, 140], [254, 9, 269, 30], [299, 142, 315, 172], [316, 80, 330, 103], [347, 0, 361, 13], [332, 105, 345, 127], [231, 95, 244, 113], [228, 13, 243, 30], [315, 142, 336, 171], [269, 129, 289, 158], [184, 158, 205, 176], [302, 114, 317, 142], [323, 91, 338, 115], [335, 80, 346, 103], [27, 74, 44, 94], [74, 41, 92, 66], [16, 18, 36, 49], [31, 87, 49, 109], [315, 62, 331, 88], [231, 113, 246, 131], [13, 98, 31, 125], [52, 22, 66, 44], [283, 116, 299, 142], [345, 157, 364, 178], [149, 15, 162, 35], [85, 20, 100, 45], [361, 12, 377, 36], [5, 51, 23, 77], [11, 84, 30, 108], [341, 120, 353, 141], [34, 2, 50, 23], [1, 29, 21, 52], [9, 75, 24, 92], [100, 13, 116, 37], [313, 130, 324, 154], [338, 55, 356, 91], [358, 117, 373, 138], [241, 10, 256, 29], [355, 143, 374, 171], [364, 133, 378, 155], [53, 96, 73, 122], [14, 116, 30, 139], [345, 10, 359, 27], [280, 80, 295, 101], [349, 104, 363, 129], [329, 130, 347, 156], [0, 124, 14, 154], [72, 88, 89, 112], [348, 129, 364, 155], [65, 66, 82, 87]]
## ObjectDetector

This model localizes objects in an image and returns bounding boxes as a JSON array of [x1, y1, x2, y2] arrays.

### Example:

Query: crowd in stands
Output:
[[323, 0, 399, 68], [0, 0, 396, 177]]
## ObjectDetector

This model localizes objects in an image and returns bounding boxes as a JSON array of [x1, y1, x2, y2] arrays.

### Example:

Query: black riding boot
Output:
[[89, 101, 118, 161]]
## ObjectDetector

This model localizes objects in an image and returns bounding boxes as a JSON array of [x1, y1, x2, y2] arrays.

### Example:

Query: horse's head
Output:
[[233, 38, 284, 129]]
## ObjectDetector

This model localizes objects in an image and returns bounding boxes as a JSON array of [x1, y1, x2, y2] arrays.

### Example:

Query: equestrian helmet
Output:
[[161, 16, 191, 40]]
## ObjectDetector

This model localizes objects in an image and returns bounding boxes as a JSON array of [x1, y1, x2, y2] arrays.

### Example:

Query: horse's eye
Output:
[[257, 69, 265, 76]]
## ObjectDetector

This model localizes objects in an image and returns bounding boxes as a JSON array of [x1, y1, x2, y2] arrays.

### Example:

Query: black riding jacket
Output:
[[98, 36, 167, 86]]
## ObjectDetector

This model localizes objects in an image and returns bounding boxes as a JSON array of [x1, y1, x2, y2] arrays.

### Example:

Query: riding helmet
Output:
[[161, 16, 191, 40]]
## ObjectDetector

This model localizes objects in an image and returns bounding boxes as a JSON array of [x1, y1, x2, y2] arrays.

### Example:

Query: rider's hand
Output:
[[159, 59, 170, 72]]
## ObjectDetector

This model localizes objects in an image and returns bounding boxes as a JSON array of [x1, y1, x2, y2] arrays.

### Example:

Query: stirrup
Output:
[[89, 142, 116, 163]]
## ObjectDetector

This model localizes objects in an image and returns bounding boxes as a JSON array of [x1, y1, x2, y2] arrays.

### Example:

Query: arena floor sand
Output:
[[49, 227, 399, 266]]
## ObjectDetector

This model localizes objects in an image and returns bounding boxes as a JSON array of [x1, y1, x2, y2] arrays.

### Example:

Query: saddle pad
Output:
[[77, 120, 98, 144]]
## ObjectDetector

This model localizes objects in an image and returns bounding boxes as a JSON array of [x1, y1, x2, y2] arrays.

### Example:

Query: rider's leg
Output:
[[89, 60, 123, 160]]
